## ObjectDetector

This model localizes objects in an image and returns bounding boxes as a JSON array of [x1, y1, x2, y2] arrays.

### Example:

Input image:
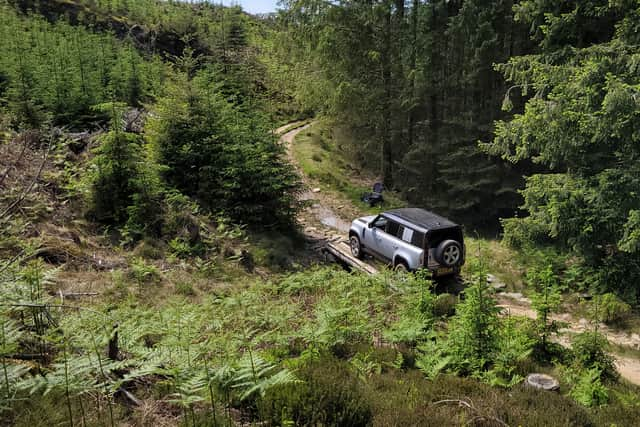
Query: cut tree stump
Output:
[[526, 373, 560, 391]]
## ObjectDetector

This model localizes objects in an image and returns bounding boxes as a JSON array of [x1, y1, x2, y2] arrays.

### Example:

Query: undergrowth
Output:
[[2, 263, 640, 425]]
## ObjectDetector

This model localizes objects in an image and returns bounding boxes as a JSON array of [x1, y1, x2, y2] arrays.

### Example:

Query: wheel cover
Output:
[[350, 237, 360, 256], [443, 245, 460, 265]]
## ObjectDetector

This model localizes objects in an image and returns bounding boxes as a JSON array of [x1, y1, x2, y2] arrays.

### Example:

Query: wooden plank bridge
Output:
[[322, 240, 379, 275]]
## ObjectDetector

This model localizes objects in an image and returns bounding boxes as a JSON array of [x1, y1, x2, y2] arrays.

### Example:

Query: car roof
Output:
[[383, 208, 459, 233]]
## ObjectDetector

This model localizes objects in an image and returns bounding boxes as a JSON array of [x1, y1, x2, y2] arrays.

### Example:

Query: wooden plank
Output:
[[324, 241, 379, 275]]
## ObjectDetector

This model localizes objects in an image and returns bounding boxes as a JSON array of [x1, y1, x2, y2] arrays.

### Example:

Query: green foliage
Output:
[[571, 331, 618, 382], [221, 352, 298, 402], [486, 0, 640, 298], [129, 257, 161, 287], [585, 293, 632, 325], [0, 4, 164, 128], [446, 273, 501, 374], [485, 317, 534, 388], [168, 238, 198, 259], [569, 367, 610, 407], [415, 271, 534, 387], [258, 355, 372, 427], [86, 129, 162, 237], [0, 317, 30, 407], [384, 274, 435, 345], [0, 256, 638, 424], [528, 265, 563, 358], [279, 0, 528, 225], [175, 281, 195, 297], [146, 72, 301, 227], [415, 336, 451, 379]]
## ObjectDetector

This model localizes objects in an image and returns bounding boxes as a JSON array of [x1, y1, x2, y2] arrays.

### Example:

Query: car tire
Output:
[[435, 240, 462, 267], [394, 260, 409, 273], [350, 235, 363, 259]]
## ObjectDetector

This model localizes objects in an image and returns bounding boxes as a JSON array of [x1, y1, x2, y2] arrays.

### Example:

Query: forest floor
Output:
[[279, 121, 640, 386]]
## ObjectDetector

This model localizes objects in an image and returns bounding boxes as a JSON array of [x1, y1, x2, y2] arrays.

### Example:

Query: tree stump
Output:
[[526, 373, 560, 391]]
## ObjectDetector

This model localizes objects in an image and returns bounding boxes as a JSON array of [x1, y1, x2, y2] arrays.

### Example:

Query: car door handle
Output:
[[393, 245, 398, 250]]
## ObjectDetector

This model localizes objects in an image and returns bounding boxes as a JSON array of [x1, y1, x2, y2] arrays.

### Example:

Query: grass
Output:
[[292, 121, 405, 215], [463, 236, 527, 291]]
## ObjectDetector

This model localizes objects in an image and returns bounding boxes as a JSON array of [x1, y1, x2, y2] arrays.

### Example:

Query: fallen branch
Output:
[[117, 387, 143, 407]]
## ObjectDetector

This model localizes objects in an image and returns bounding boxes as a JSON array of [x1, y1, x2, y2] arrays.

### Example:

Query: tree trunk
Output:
[[381, 2, 393, 187]]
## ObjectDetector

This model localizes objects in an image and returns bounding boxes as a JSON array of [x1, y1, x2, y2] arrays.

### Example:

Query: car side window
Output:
[[411, 231, 425, 247], [401, 227, 414, 243], [386, 220, 400, 236]]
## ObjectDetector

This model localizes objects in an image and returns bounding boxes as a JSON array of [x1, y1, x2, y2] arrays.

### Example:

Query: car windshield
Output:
[[372, 216, 387, 229]]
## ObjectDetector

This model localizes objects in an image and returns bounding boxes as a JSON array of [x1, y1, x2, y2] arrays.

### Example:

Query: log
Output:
[[117, 387, 143, 407]]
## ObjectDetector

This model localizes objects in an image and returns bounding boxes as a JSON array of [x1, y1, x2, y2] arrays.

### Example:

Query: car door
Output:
[[363, 215, 387, 258], [366, 216, 403, 262]]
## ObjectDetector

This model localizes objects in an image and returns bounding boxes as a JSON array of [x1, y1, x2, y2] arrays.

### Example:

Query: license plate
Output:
[[435, 267, 453, 276]]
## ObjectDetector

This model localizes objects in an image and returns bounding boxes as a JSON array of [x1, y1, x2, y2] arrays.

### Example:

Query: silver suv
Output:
[[348, 208, 465, 276]]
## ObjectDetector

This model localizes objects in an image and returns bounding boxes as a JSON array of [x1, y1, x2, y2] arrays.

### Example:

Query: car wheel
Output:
[[394, 260, 409, 273], [436, 240, 462, 267], [350, 235, 363, 259]]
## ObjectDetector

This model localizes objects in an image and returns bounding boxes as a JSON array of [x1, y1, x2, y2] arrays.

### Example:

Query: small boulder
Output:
[[490, 282, 507, 291]]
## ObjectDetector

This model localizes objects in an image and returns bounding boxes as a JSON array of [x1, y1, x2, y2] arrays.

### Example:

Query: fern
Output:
[[0, 318, 30, 406], [225, 353, 298, 401], [415, 337, 452, 379]]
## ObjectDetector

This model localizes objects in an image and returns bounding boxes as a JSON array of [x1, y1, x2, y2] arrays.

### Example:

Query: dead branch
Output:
[[117, 387, 143, 407]]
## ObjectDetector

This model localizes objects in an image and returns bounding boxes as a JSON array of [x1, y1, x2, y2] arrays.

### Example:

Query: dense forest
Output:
[[275, 0, 640, 297], [1, 0, 640, 425]]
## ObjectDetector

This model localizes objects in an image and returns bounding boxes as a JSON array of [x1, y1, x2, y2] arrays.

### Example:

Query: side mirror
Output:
[[367, 221, 374, 229]]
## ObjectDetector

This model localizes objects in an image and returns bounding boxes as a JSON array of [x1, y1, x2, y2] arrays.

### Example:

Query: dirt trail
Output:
[[278, 123, 352, 246], [497, 295, 640, 386], [279, 122, 640, 386]]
